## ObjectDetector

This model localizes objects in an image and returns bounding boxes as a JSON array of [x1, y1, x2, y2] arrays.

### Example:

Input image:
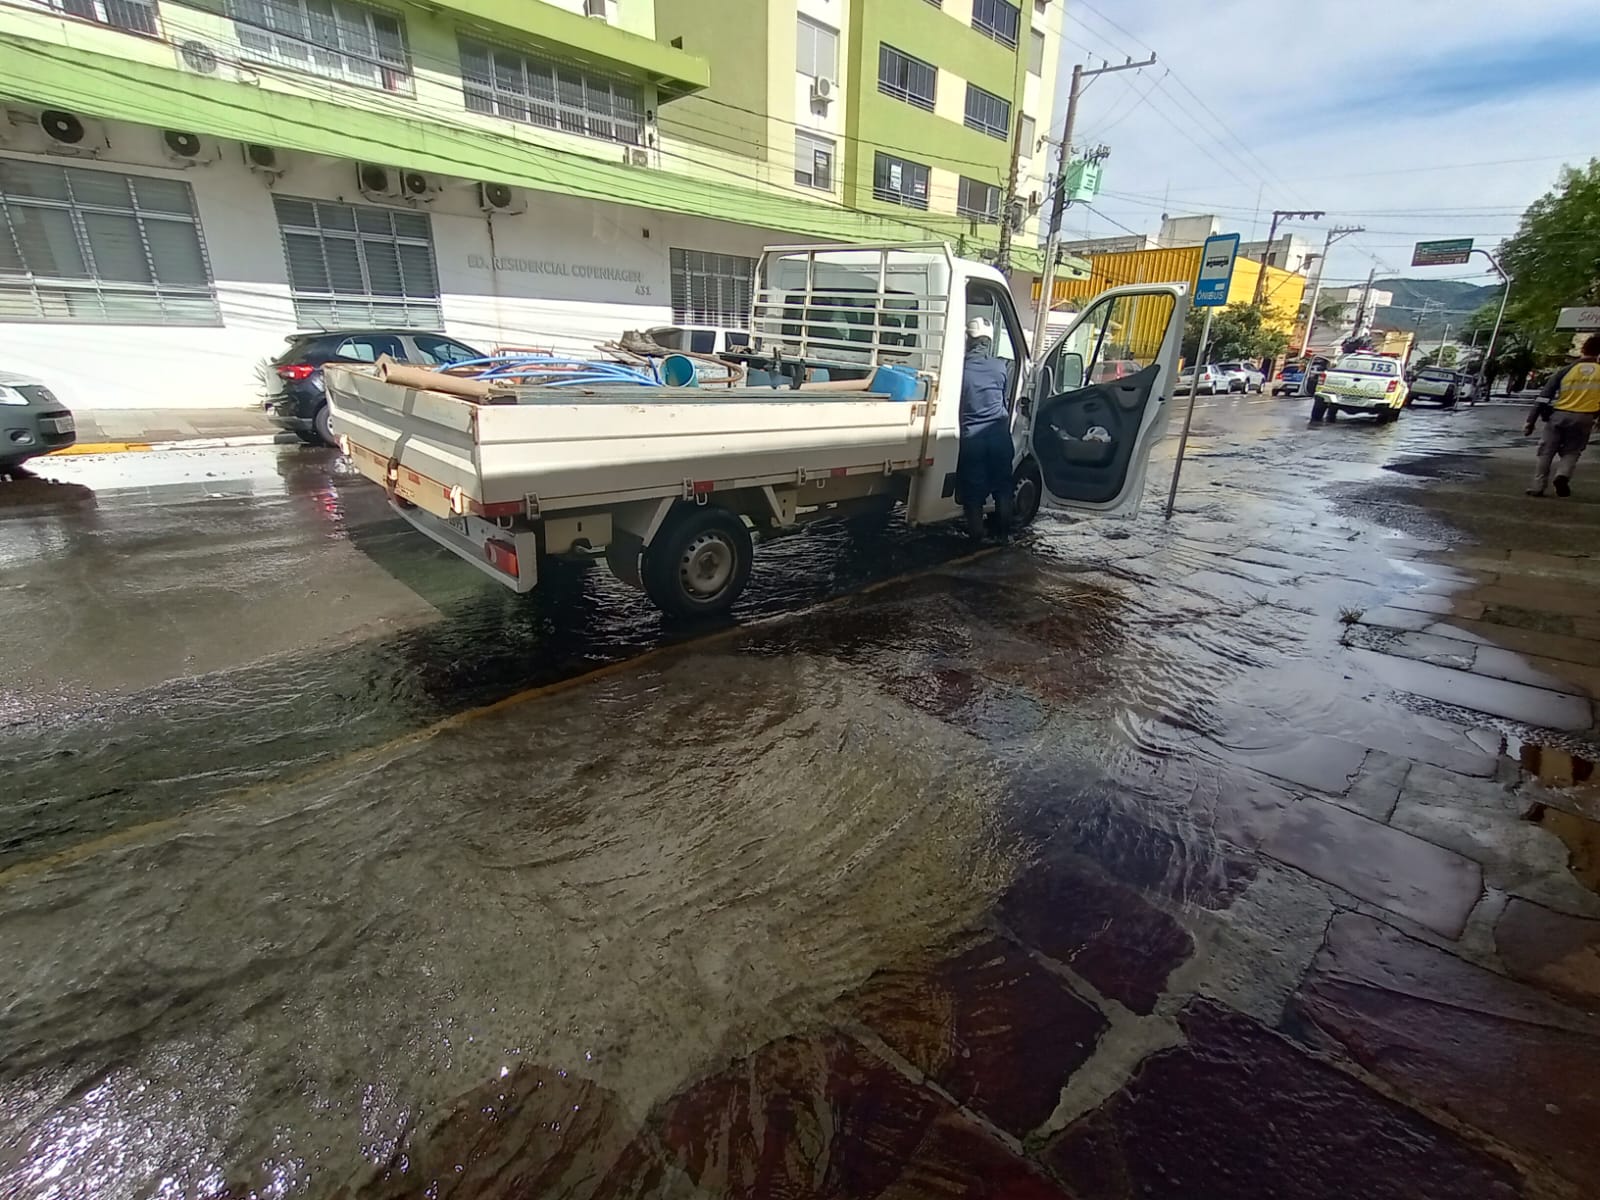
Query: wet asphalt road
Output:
[[2, 395, 1595, 1199]]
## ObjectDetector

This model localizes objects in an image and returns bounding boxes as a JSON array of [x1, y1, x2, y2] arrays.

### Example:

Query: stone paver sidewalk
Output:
[[66, 407, 282, 448]]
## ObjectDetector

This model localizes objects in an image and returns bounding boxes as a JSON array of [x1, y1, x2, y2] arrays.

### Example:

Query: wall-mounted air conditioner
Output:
[[161, 129, 220, 167], [175, 40, 257, 85], [584, 0, 609, 18], [37, 110, 109, 157], [478, 182, 525, 214], [244, 143, 286, 178], [810, 76, 834, 106]]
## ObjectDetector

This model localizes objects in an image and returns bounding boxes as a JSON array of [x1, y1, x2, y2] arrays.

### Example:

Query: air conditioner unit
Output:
[[38, 110, 108, 157], [357, 162, 403, 200], [1027, 189, 1043, 213], [175, 39, 256, 85], [161, 129, 219, 167], [584, 0, 608, 17], [810, 76, 834, 105], [477, 182, 524, 214], [621, 146, 650, 168], [398, 169, 442, 200], [244, 143, 286, 178]]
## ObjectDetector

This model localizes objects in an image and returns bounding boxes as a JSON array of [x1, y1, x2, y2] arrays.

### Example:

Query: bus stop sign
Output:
[[1195, 234, 1240, 307]]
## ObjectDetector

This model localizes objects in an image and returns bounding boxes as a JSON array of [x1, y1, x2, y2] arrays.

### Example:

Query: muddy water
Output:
[[0, 406, 1571, 1197]]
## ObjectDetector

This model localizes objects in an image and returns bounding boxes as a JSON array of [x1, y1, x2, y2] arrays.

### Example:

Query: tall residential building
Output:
[[0, 0, 1058, 410]]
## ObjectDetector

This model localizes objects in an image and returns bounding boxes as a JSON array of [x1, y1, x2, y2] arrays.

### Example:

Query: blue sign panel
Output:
[[1195, 233, 1240, 308]]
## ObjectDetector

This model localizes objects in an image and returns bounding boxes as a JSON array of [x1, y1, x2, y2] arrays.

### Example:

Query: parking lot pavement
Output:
[[2, 397, 1599, 1199]]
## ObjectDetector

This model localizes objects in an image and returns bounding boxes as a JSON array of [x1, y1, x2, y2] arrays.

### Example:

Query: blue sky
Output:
[[1047, 0, 1600, 291]]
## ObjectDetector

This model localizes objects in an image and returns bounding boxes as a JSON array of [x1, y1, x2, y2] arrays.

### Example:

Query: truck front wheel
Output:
[[642, 504, 753, 619], [1013, 458, 1043, 528]]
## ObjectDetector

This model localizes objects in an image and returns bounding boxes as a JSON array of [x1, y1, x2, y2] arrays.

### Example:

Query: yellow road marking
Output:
[[50, 442, 154, 456], [0, 545, 1000, 889]]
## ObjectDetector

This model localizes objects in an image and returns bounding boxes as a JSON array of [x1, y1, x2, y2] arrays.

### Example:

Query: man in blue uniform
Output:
[[957, 316, 1015, 541]]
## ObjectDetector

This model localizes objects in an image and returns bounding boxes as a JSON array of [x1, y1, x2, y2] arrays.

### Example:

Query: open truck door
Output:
[[1023, 282, 1189, 518]]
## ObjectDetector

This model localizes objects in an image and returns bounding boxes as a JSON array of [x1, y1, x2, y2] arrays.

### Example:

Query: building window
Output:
[[873, 152, 930, 210], [1029, 28, 1046, 75], [972, 0, 1020, 48], [796, 16, 837, 81], [0, 158, 219, 325], [229, 0, 411, 92], [50, 0, 157, 34], [460, 40, 644, 146], [670, 248, 754, 329], [958, 177, 1002, 223], [964, 84, 1011, 140], [878, 45, 936, 112], [1020, 114, 1037, 158], [794, 131, 835, 191], [273, 195, 440, 328]]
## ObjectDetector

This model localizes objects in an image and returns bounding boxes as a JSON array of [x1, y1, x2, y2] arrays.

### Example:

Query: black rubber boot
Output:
[[994, 494, 1015, 543], [964, 505, 986, 540]]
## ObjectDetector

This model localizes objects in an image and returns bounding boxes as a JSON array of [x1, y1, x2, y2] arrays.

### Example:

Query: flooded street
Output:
[[3, 395, 1598, 1199]]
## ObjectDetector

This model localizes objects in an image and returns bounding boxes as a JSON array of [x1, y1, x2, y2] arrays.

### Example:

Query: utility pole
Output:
[[994, 17, 1034, 273], [1251, 209, 1325, 306], [1437, 322, 1452, 366], [1031, 53, 1157, 355], [1299, 225, 1364, 356], [1351, 267, 1377, 343], [1472, 248, 1512, 394]]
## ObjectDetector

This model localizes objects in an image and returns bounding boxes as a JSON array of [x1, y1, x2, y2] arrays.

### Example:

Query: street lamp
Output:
[[1474, 249, 1512, 392]]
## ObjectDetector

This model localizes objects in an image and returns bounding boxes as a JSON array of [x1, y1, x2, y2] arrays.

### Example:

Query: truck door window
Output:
[[964, 280, 1024, 406], [1045, 292, 1176, 394]]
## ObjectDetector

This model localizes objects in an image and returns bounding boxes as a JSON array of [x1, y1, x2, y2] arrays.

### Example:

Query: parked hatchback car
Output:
[[264, 329, 484, 446], [1176, 363, 1230, 395], [1, 369, 75, 473]]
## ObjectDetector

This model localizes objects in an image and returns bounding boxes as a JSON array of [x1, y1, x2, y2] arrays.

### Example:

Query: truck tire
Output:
[[1442, 388, 1457, 409], [1310, 398, 1327, 422], [641, 504, 753, 619], [1013, 458, 1043, 528]]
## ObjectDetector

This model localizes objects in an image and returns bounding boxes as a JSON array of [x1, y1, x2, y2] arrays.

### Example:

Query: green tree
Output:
[[1182, 302, 1291, 363], [1498, 159, 1600, 354], [1416, 346, 1459, 368]]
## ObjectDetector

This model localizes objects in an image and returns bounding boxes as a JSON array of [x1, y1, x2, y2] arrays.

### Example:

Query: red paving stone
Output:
[[1289, 912, 1600, 1190], [606, 1033, 1073, 1200], [346, 1063, 632, 1199], [1043, 999, 1526, 1200], [1495, 897, 1600, 1005], [1257, 794, 1483, 937], [847, 936, 1107, 1136], [999, 855, 1193, 1015]]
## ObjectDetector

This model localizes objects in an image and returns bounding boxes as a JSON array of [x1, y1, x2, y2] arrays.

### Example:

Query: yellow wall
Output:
[[1041, 246, 1307, 338]]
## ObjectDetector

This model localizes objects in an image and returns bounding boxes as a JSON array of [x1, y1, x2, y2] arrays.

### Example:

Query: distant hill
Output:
[[1372, 278, 1501, 339]]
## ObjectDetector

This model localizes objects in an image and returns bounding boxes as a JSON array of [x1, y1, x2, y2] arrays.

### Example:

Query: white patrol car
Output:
[[1310, 353, 1409, 423]]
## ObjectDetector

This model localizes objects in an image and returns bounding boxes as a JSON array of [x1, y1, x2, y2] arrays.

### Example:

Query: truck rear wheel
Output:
[[1310, 398, 1328, 422], [641, 504, 753, 619]]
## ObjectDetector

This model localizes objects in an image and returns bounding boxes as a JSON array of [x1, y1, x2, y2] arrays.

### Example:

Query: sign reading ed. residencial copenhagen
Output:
[[1194, 234, 1240, 308], [1557, 307, 1600, 331], [1412, 238, 1474, 267]]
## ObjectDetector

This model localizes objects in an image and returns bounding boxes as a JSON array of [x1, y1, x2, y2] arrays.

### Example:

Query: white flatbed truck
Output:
[[326, 243, 1189, 618]]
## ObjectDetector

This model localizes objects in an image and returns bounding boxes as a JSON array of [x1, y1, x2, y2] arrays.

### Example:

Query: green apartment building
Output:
[[0, 0, 1059, 410]]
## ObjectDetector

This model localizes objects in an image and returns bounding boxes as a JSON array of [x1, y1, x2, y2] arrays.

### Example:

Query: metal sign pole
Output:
[[1164, 306, 1214, 522]]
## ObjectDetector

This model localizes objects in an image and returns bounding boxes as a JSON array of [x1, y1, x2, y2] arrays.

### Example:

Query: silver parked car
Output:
[[1214, 361, 1265, 393], [1176, 363, 1229, 395], [1, 369, 76, 474]]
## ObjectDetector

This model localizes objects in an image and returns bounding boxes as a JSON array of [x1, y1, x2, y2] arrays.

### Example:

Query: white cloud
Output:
[[1048, 0, 1600, 285]]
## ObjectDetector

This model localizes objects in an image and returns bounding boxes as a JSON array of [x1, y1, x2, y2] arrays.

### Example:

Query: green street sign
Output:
[[1412, 238, 1474, 267]]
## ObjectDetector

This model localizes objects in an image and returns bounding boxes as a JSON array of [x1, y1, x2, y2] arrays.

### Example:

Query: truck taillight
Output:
[[275, 363, 316, 381], [1386, 380, 1399, 393], [484, 538, 519, 578]]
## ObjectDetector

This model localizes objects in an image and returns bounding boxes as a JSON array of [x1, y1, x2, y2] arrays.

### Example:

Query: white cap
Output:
[[966, 317, 994, 340]]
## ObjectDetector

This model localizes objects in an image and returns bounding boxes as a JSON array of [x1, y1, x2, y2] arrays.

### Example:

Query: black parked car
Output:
[[1, 369, 75, 474], [264, 329, 485, 446]]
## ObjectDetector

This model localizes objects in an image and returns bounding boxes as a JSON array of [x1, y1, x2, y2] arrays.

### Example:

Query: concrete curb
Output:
[[52, 434, 284, 457]]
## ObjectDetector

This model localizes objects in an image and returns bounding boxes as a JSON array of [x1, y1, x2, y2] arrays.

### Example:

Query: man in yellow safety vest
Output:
[[1526, 333, 1600, 497]]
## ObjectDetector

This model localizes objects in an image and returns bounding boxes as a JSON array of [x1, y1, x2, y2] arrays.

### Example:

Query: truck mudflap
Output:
[[392, 502, 541, 593]]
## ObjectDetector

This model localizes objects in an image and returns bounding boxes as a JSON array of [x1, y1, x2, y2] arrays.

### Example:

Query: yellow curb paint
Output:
[[50, 442, 154, 456], [0, 545, 1000, 889]]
